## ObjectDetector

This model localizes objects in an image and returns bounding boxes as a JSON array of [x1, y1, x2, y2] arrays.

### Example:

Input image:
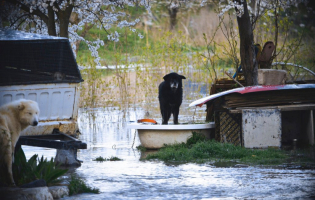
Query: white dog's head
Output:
[[17, 99, 40, 126]]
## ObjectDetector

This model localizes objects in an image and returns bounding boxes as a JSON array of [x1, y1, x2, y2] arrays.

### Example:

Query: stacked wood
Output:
[[223, 89, 315, 108], [206, 79, 246, 121]]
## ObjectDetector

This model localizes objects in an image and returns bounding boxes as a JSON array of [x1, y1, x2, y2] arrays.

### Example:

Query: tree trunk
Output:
[[236, 0, 258, 86], [47, 6, 57, 36], [168, 7, 178, 31], [58, 5, 73, 38]]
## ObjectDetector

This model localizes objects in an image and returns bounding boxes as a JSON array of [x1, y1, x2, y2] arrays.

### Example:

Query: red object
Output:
[[137, 119, 158, 124]]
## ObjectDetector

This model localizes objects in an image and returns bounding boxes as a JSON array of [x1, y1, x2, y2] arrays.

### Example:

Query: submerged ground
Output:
[[22, 105, 315, 199]]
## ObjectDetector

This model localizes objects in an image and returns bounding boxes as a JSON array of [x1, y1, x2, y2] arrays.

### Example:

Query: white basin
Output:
[[127, 122, 215, 149]]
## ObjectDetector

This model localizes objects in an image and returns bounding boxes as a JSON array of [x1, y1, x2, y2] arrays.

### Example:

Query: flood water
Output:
[[22, 105, 315, 199]]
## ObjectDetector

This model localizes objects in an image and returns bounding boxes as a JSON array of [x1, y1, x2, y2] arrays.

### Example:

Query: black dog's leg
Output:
[[160, 101, 166, 124], [163, 107, 171, 124], [166, 108, 171, 124], [173, 105, 180, 124], [161, 104, 171, 124]]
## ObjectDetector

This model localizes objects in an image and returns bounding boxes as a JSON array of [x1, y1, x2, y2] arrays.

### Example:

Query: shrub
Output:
[[68, 175, 100, 196], [93, 156, 123, 162], [12, 148, 68, 186]]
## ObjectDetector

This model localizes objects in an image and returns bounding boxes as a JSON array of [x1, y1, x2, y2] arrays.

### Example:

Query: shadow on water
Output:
[[22, 101, 315, 199]]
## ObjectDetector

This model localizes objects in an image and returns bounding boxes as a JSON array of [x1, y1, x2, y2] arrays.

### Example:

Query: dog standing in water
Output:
[[158, 72, 186, 124]]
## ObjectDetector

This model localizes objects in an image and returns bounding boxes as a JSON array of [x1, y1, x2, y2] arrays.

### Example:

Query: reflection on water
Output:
[[22, 106, 315, 199]]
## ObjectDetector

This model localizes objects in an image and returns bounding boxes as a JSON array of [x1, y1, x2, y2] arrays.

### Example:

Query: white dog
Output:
[[0, 99, 40, 186]]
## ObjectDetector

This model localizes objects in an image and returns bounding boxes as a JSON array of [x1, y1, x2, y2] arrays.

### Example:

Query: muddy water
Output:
[[22, 106, 315, 199]]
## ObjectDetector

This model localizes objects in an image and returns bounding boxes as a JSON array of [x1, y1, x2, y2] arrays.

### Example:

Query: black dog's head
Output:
[[163, 72, 186, 92]]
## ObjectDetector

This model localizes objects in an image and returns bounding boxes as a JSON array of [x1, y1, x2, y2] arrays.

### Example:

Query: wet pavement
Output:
[[23, 107, 315, 199]]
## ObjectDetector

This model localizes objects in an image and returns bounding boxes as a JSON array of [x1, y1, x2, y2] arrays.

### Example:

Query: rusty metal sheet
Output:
[[189, 84, 315, 107]]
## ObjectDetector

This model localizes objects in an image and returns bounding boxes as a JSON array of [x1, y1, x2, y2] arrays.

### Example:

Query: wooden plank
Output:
[[215, 84, 239, 89], [224, 89, 315, 108], [226, 100, 315, 108], [279, 104, 315, 111], [306, 110, 314, 145], [229, 103, 315, 113], [16, 129, 87, 150], [17, 137, 87, 149]]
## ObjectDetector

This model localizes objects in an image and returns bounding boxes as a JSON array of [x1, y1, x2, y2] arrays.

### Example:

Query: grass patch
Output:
[[136, 145, 147, 152], [93, 156, 123, 162], [145, 132, 292, 165], [68, 175, 100, 196], [285, 147, 315, 166]]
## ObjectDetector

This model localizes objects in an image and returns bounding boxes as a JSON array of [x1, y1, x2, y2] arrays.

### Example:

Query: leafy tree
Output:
[[1, 0, 312, 85], [0, 0, 150, 64], [201, 0, 312, 85]]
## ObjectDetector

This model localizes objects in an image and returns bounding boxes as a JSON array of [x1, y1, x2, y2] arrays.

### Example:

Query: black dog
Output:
[[158, 72, 186, 124]]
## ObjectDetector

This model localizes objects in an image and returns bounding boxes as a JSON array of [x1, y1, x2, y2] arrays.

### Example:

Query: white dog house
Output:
[[0, 29, 83, 136]]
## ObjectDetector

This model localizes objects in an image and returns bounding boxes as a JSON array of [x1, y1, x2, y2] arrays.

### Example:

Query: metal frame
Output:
[[16, 129, 87, 150]]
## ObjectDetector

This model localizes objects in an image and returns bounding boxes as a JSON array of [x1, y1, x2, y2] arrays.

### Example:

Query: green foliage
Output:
[[12, 148, 37, 185], [77, 27, 148, 65], [93, 156, 123, 162], [253, 1, 314, 74], [34, 156, 68, 185], [108, 156, 123, 161], [93, 156, 106, 162], [68, 175, 100, 196], [145, 138, 289, 165], [79, 57, 107, 108], [12, 148, 68, 186], [186, 131, 206, 147], [136, 145, 147, 152]]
